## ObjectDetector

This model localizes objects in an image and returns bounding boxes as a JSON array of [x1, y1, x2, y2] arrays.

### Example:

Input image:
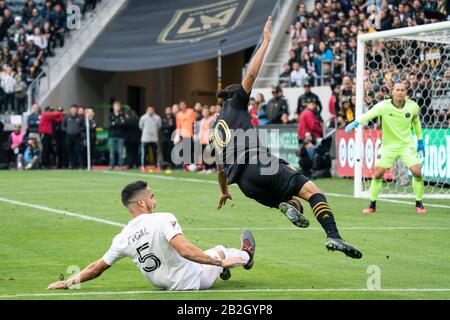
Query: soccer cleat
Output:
[[362, 207, 376, 215], [240, 230, 255, 270], [279, 201, 310, 228], [416, 206, 426, 214], [325, 238, 363, 259], [220, 268, 231, 281]]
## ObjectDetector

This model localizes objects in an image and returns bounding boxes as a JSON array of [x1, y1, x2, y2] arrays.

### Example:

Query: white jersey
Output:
[[102, 213, 203, 290]]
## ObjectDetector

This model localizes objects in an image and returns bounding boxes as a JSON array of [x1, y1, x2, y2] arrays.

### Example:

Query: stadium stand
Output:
[[0, 0, 99, 115], [283, 0, 449, 129]]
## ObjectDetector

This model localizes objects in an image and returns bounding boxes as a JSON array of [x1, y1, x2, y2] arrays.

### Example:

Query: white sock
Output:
[[215, 246, 250, 263]]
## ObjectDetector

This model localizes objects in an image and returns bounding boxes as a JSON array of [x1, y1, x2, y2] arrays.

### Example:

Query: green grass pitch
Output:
[[0, 170, 449, 300]]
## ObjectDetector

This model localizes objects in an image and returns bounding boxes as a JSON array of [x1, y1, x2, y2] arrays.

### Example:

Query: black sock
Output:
[[416, 200, 423, 208], [370, 201, 376, 209], [309, 193, 340, 239]]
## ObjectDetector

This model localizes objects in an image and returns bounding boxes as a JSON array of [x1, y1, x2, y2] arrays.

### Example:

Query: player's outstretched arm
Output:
[[344, 120, 359, 134], [217, 164, 232, 209], [47, 259, 110, 290], [241, 16, 272, 94], [170, 234, 246, 268], [412, 113, 425, 155], [345, 103, 382, 134]]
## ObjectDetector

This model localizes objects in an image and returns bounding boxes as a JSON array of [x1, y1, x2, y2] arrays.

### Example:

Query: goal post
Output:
[[354, 21, 450, 200]]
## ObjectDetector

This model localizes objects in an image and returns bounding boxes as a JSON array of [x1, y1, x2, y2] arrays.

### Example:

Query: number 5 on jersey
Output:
[[136, 242, 161, 272]]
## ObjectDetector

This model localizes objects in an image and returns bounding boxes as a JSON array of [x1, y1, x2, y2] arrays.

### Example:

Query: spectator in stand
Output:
[[306, 16, 321, 42], [287, 49, 300, 69], [54, 106, 67, 168], [84, 107, 97, 166], [123, 109, 141, 170], [256, 93, 268, 126], [8, 124, 25, 165], [77, 106, 87, 166], [281, 113, 295, 125], [22, 0, 37, 23], [298, 99, 323, 142], [328, 84, 341, 127], [14, 66, 27, 113], [63, 104, 83, 169], [31, 27, 48, 56], [336, 97, 355, 128], [29, 7, 44, 29], [17, 137, 40, 170], [316, 41, 334, 78], [27, 103, 41, 143], [298, 131, 316, 178], [172, 103, 180, 116], [108, 101, 125, 170], [199, 106, 214, 173], [41, 1, 53, 20], [290, 62, 308, 87], [266, 86, 289, 124], [176, 101, 195, 140], [292, 3, 308, 25], [49, 3, 66, 47], [39, 106, 64, 168], [193, 102, 203, 121], [9, 16, 23, 39], [3, 8, 14, 29], [296, 83, 322, 119], [161, 106, 176, 169], [278, 63, 291, 88], [139, 105, 162, 171], [248, 98, 259, 127], [1, 65, 16, 114], [302, 52, 317, 82], [176, 101, 196, 167], [290, 21, 307, 52]]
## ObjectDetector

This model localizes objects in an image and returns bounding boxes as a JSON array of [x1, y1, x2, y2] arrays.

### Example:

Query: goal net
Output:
[[354, 21, 450, 199]]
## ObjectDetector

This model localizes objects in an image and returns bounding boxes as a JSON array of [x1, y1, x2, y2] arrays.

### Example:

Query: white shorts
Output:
[[199, 248, 223, 290]]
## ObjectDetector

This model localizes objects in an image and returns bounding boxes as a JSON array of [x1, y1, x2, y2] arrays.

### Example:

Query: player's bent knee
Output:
[[373, 167, 386, 179], [409, 165, 422, 179], [298, 181, 322, 201], [213, 245, 226, 259]]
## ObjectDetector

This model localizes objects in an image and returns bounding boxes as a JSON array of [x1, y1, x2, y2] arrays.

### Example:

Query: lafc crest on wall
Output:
[[158, 0, 254, 44]]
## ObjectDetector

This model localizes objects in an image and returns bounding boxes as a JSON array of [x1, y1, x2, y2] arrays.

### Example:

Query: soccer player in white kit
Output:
[[47, 181, 255, 291]]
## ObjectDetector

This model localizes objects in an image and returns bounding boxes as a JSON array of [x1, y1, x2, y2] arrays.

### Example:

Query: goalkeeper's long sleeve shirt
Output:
[[356, 99, 422, 149]]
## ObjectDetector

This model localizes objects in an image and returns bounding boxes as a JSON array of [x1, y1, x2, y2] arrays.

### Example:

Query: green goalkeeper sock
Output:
[[412, 176, 424, 201], [369, 178, 383, 201]]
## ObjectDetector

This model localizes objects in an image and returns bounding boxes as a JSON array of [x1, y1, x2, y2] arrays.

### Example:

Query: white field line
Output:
[[0, 196, 449, 231], [1, 288, 450, 299], [99, 170, 450, 210], [0, 197, 125, 228]]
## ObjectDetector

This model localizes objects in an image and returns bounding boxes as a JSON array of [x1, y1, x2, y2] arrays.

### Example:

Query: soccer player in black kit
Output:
[[210, 17, 362, 259]]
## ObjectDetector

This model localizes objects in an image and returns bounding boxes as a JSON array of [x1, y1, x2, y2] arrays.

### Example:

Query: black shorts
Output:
[[235, 158, 310, 208]]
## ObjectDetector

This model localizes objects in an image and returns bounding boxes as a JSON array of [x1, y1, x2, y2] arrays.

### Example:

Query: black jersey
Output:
[[210, 85, 269, 184]]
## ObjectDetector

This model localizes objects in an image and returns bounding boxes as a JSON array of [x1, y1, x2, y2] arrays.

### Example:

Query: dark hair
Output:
[[217, 83, 240, 100], [121, 181, 147, 207]]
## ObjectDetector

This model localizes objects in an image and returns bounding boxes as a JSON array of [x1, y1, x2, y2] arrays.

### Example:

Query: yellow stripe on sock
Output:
[[312, 202, 329, 212], [315, 207, 331, 218], [312, 204, 330, 217]]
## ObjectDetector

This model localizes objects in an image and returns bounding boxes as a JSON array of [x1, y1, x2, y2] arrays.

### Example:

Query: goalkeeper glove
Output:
[[417, 139, 425, 157], [345, 121, 359, 134]]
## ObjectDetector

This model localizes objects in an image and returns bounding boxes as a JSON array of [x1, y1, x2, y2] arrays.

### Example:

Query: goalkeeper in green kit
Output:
[[345, 82, 426, 214]]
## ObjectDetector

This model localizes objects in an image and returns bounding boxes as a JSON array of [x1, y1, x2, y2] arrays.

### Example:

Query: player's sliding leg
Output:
[[410, 164, 426, 214], [212, 230, 255, 281], [298, 181, 362, 259], [363, 167, 386, 214]]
